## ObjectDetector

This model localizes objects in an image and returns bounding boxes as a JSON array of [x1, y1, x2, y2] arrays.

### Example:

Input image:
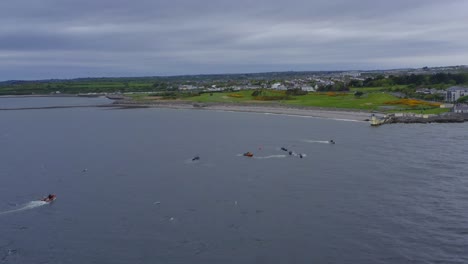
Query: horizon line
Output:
[[1, 64, 467, 83]]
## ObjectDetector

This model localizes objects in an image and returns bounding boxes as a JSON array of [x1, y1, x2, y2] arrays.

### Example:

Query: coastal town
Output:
[[2, 65, 468, 124]]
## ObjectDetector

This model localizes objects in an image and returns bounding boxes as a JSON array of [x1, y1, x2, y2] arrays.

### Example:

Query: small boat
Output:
[[41, 194, 57, 203], [192, 156, 200, 161], [281, 147, 288, 152], [243, 152, 254, 157]]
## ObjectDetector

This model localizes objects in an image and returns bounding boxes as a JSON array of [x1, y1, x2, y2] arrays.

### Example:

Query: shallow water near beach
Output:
[[1, 97, 468, 263], [0, 96, 110, 109]]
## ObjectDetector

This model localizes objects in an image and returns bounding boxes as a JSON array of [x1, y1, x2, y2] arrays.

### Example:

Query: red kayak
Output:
[[243, 152, 254, 157], [41, 194, 57, 202]]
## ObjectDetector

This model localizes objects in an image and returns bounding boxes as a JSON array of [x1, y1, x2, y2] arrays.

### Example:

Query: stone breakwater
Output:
[[372, 113, 468, 126], [391, 113, 468, 124]]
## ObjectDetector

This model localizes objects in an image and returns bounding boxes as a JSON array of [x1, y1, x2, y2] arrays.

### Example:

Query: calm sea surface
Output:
[[0, 96, 111, 109], [0, 97, 467, 264]]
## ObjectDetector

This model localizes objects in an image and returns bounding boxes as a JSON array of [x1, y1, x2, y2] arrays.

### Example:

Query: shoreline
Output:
[[0, 94, 78, 98], [2, 96, 466, 125], [0, 100, 373, 122], [112, 100, 375, 121]]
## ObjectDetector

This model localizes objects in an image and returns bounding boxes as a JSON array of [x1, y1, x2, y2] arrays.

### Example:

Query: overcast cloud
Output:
[[0, 0, 467, 80]]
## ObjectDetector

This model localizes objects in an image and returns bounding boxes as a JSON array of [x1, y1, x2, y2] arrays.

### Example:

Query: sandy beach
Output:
[[0, 95, 374, 121], [113, 100, 374, 121]]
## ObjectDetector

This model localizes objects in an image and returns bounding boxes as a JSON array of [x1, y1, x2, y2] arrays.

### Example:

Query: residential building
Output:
[[271, 83, 287, 90], [446, 86, 468, 102], [453, 104, 468, 113], [178, 85, 198, 91], [301, 85, 317, 92], [206, 87, 223, 92], [271, 83, 281, 89], [416, 88, 446, 96], [245, 85, 261, 90], [416, 88, 431, 94]]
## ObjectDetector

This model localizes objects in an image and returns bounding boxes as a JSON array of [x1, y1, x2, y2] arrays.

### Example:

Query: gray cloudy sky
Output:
[[1, 0, 467, 80]]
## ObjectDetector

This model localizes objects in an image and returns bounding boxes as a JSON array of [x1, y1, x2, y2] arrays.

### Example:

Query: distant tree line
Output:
[[317, 82, 349, 92], [350, 73, 468, 88]]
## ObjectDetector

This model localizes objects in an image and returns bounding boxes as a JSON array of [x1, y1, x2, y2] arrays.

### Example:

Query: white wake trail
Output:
[[303, 140, 331, 144], [0, 201, 48, 216], [253, 155, 287, 159]]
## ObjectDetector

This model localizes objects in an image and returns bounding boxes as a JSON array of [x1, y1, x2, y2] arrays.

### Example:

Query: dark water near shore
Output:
[[1, 98, 468, 263], [0, 96, 110, 109]]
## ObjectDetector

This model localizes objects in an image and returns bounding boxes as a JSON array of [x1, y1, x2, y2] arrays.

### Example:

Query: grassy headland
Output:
[[127, 89, 447, 114]]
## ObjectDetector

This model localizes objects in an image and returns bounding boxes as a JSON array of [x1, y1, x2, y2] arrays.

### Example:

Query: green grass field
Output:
[[285, 92, 398, 110], [179, 90, 444, 113], [189, 90, 261, 103], [387, 108, 450, 114], [349, 87, 385, 92]]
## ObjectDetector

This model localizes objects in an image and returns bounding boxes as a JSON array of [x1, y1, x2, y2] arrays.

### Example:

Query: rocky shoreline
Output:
[[389, 113, 468, 124]]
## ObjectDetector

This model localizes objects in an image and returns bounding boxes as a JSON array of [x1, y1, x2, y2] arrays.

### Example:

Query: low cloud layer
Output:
[[1, 0, 467, 79]]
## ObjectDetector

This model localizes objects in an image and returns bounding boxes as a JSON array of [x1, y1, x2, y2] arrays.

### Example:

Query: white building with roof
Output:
[[301, 85, 317, 92], [178, 85, 198, 91], [271, 82, 287, 90]]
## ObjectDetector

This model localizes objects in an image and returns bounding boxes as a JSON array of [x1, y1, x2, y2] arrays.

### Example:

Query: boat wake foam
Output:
[[0, 201, 47, 216], [253, 155, 287, 159], [303, 140, 331, 144]]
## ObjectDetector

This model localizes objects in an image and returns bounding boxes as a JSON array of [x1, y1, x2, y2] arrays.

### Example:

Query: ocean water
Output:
[[0, 98, 467, 263], [0, 96, 110, 109]]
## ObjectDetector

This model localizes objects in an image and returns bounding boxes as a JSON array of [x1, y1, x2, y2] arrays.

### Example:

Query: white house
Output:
[[271, 83, 281, 89], [301, 85, 317, 92], [245, 85, 261, 90], [342, 72, 361, 78], [206, 87, 223, 92], [178, 85, 198, 91], [271, 82, 287, 90]]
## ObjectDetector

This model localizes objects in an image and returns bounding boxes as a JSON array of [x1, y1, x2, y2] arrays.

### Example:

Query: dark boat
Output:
[[41, 194, 57, 203], [243, 152, 254, 157]]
